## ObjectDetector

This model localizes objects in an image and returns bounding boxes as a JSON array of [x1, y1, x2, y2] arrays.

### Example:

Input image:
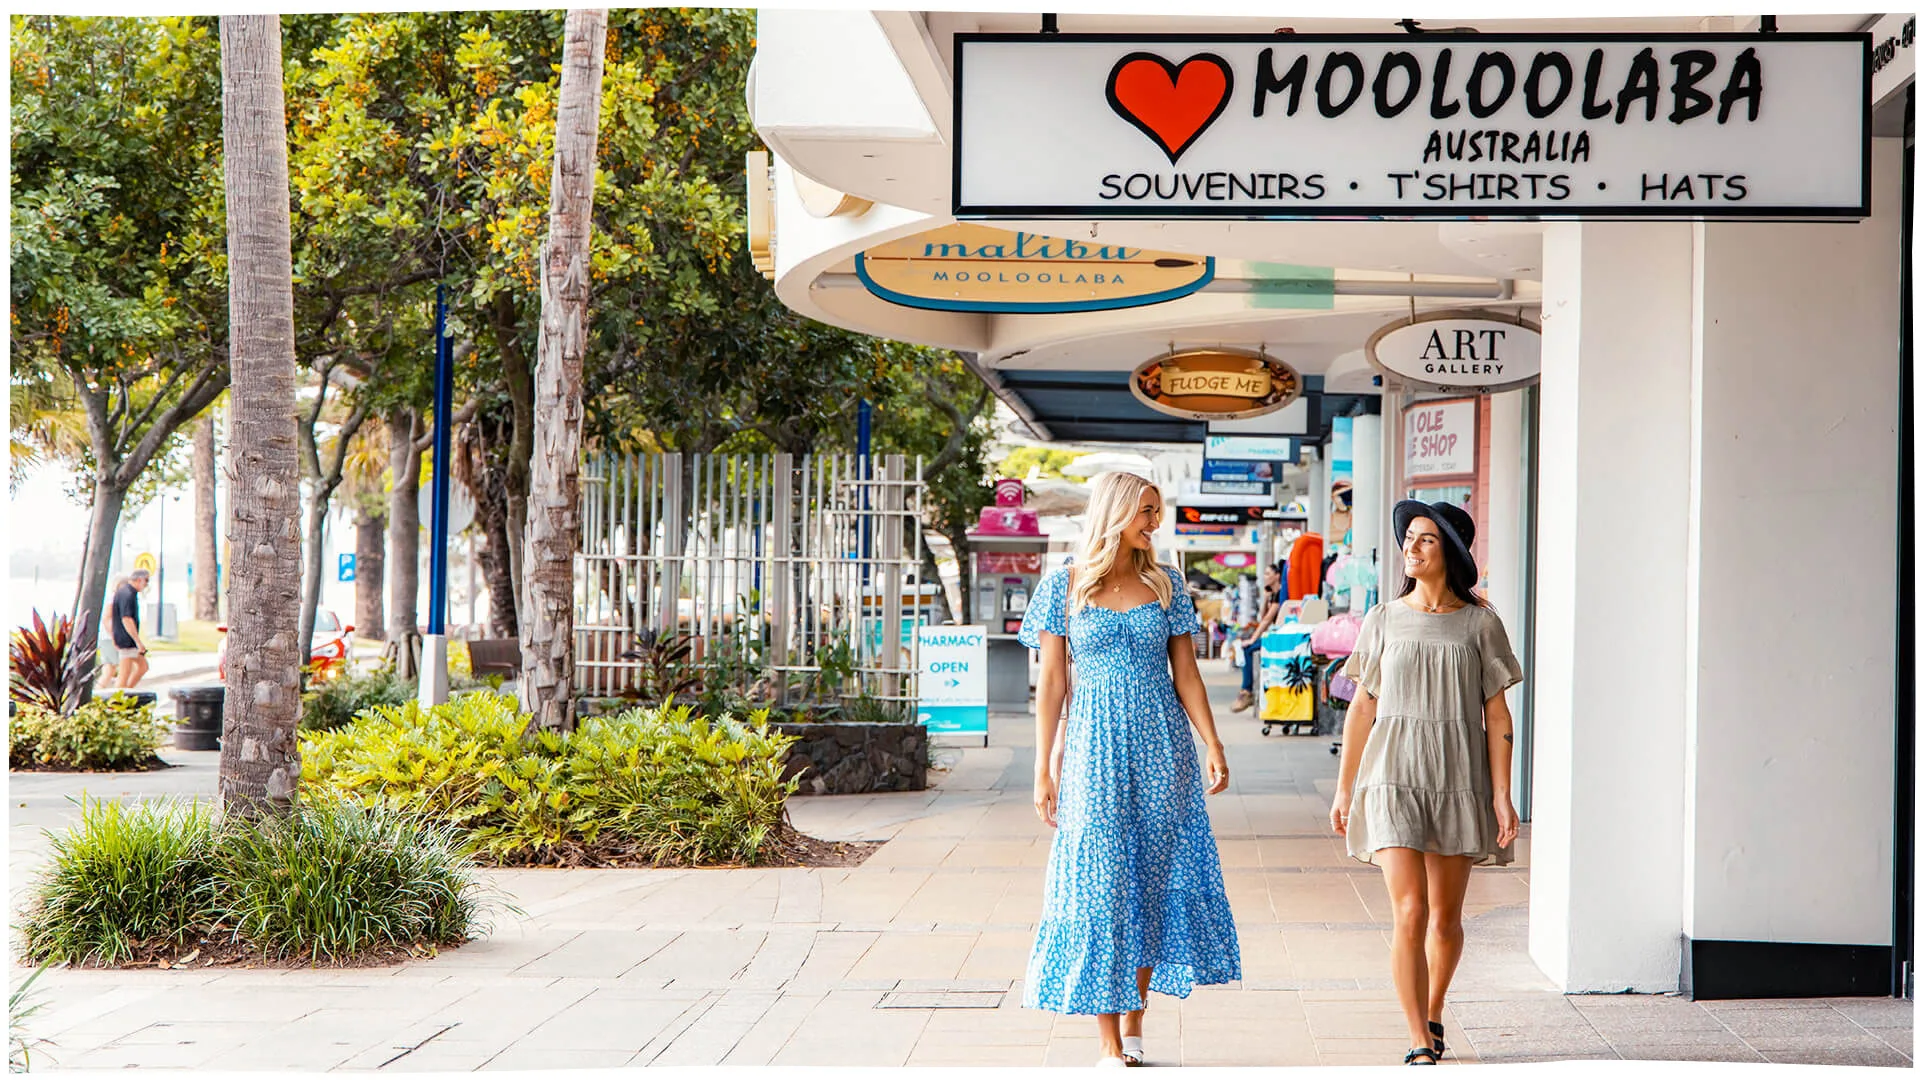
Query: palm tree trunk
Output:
[[518, 8, 606, 732], [192, 412, 220, 622], [386, 405, 422, 644], [216, 12, 302, 819], [355, 504, 386, 641]]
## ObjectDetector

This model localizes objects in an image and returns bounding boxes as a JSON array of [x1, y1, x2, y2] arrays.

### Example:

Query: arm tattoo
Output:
[[1503, 734, 1513, 744]]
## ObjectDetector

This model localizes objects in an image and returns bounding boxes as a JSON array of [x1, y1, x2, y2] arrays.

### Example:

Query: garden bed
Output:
[[9, 756, 173, 774]]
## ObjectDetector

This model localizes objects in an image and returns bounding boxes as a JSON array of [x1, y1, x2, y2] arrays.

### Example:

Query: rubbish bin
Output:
[[169, 685, 224, 752]]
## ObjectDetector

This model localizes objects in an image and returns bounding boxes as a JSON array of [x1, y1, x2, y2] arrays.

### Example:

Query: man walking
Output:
[[110, 569, 152, 690], [1230, 562, 1285, 713]]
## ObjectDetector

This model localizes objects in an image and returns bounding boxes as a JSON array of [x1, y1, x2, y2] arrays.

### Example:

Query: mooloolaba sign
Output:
[[1366, 310, 1542, 393], [953, 34, 1870, 219], [1131, 348, 1302, 421], [854, 223, 1213, 313]]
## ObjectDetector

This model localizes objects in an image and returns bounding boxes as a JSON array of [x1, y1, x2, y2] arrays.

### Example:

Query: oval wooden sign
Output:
[[1130, 347, 1302, 421]]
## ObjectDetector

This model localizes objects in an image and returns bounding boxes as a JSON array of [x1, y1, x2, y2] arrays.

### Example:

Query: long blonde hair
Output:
[[1069, 471, 1172, 614]]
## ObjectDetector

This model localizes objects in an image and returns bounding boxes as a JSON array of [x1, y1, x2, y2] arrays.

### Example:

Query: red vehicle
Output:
[[218, 610, 354, 681]]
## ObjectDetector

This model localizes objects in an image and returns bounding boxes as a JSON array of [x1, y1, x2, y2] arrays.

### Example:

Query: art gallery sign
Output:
[[1366, 310, 1542, 393], [953, 33, 1870, 219]]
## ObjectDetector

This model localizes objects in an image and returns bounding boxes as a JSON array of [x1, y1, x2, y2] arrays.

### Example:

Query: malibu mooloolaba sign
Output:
[[855, 223, 1214, 313], [953, 33, 1870, 220]]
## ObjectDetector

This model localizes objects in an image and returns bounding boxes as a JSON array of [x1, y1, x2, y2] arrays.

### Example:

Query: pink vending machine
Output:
[[968, 479, 1050, 709]]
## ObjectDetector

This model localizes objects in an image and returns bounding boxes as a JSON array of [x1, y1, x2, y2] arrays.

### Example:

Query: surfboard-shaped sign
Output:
[[855, 223, 1213, 314]]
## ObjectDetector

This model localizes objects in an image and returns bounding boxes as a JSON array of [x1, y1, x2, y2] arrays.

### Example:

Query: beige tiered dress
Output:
[[1342, 600, 1524, 867]]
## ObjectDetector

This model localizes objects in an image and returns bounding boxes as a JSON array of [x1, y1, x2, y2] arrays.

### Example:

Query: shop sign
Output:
[[855, 223, 1213, 313], [1367, 310, 1542, 393], [1200, 479, 1272, 497], [1178, 504, 1301, 526], [1176, 522, 1241, 536], [1130, 348, 1301, 421], [1404, 398, 1478, 481], [1202, 458, 1278, 482], [976, 550, 1044, 575], [1869, 13, 1916, 106], [1204, 434, 1295, 462], [1213, 552, 1257, 568], [1330, 415, 1354, 485], [917, 625, 988, 736], [953, 34, 1870, 219]]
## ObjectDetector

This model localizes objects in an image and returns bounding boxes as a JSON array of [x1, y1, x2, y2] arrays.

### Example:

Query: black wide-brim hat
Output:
[[1393, 499, 1477, 583]]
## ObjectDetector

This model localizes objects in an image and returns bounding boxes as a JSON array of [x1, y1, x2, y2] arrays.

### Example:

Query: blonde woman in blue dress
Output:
[[1018, 471, 1240, 1068]]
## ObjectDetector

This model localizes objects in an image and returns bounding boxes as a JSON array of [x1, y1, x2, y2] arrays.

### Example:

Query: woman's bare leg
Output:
[[1095, 1012, 1125, 1059], [1423, 853, 1473, 1036], [1123, 966, 1150, 1038], [1377, 847, 1433, 1051]]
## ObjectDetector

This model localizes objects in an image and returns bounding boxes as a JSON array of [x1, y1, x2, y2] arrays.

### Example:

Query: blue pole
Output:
[[428, 285, 453, 637]]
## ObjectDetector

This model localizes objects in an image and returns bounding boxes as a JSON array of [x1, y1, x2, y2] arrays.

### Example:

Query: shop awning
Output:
[[984, 368, 1376, 447]]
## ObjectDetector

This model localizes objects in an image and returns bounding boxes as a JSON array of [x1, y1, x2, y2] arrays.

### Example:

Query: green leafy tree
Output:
[[11, 15, 231, 643]]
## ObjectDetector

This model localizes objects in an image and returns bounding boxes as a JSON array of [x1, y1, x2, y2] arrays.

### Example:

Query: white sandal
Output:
[[1096, 1056, 1131, 1068], [1121, 1036, 1145, 1066]]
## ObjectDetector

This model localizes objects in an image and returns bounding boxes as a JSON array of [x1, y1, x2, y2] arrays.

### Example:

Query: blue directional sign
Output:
[[338, 553, 357, 582]]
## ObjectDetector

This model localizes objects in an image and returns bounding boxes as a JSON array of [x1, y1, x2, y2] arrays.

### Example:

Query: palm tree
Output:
[[191, 407, 222, 622], [216, 13, 302, 818], [518, 9, 607, 732]]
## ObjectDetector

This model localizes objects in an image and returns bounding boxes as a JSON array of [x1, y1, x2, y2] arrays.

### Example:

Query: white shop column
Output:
[[1307, 446, 1328, 543], [1349, 412, 1383, 602], [1680, 138, 1902, 995], [1529, 222, 1695, 992], [1485, 387, 1533, 816]]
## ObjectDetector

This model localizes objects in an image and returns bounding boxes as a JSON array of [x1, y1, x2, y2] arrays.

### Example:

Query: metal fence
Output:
[[574, 451, 927, 708]]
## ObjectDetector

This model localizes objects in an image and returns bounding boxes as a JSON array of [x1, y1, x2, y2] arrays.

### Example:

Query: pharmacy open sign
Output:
[[918, 626, 988, 736]]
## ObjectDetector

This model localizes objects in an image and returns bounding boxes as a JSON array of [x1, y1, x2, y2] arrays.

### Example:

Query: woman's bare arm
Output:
[[1170, 632, 1230, 793], [1035, 633, 1068, 768]]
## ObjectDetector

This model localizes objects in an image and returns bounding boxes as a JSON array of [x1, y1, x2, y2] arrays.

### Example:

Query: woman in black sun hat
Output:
[[1329, 499, 1523, 1066]]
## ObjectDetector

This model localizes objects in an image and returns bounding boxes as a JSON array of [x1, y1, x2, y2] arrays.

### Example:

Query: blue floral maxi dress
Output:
[[1017, 564, 1242, 1015]]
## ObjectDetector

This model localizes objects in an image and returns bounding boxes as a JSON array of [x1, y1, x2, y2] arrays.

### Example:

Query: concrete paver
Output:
[[8, 658, 1910, 1069]]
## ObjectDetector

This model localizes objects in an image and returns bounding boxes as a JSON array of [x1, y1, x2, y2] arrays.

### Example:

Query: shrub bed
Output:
[[300, 664, 416, 732], [302, 692, 871, 868], [16, 798, 500, 968], [10, 695, 170, 771]]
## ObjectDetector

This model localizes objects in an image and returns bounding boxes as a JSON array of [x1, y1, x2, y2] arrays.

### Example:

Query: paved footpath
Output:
[[8, 663, 1912, 1069]]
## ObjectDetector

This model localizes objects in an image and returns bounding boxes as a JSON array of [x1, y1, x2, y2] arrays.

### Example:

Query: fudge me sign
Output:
[[953, 33, 1869, 219], [1366, 311, 1541, 393]]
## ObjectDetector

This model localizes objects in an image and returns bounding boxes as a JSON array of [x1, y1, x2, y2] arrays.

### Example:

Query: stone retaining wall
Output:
[[771, 722, 928, 795]]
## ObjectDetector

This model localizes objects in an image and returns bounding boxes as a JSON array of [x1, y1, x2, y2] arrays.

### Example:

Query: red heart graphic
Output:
[[1105, 52, 1234, 166]]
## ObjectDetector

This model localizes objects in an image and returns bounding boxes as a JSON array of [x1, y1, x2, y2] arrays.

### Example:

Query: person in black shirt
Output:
[[109, 569, 151, 689], [1231, 562, 1286, 713]]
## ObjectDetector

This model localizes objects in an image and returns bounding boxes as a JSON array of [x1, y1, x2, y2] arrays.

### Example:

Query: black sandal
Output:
[[1428, 1020, 1446, 1059], [1404, 1048, 1438, 1065]]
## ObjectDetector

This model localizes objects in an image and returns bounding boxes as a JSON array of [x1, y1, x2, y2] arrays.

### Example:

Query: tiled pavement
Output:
[[8, 662, 1913, 1069]]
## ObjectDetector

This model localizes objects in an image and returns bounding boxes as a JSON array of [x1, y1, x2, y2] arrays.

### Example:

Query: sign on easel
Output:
[[917, 625, 989, 737]]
